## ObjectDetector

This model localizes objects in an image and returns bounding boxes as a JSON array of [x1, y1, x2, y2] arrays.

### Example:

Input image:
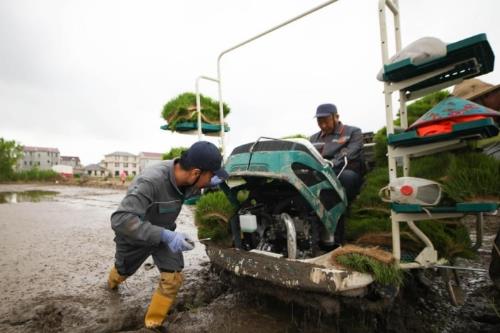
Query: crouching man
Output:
[[107, 141, 227, 332]]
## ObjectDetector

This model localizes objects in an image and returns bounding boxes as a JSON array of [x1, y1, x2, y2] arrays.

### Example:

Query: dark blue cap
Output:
[[181, 141, 229, 179], [314, 103, 337, 118]]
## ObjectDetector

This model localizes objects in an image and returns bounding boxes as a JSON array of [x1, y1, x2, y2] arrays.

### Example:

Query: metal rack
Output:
[[378, 0, 496, 270]]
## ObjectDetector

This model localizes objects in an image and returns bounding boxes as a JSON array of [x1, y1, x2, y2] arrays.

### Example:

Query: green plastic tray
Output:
[[184, 195, 200, 206], [161, 122, 230, 133], [391, 202, 498, 214], [383, 34, 494, 91], [387, 118, 499, 147]]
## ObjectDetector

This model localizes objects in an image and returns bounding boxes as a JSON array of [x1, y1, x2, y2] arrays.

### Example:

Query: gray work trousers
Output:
[[114, 236, 184, 276]]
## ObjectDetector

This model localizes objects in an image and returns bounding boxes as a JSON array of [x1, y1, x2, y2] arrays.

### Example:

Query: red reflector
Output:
[[400, 185, 413, 196]]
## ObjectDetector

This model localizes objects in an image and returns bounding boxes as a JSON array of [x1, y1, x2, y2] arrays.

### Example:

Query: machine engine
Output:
[[234, 178, 335, 259]]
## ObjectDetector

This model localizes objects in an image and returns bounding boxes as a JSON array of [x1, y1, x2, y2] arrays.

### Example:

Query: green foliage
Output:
[[347, 90, 483, 261], [162, 147, 188, 160], [373, 127, 388, 166], [336, 253, 404, 286], [351, 167, 389, 211], [345, 216, 391, 242], [0, 138, 23, 181], [417, 221, 475, 259], [409, 153, 453, 181], [12, 169, 59, 182], [0, 138, 59, 182], [347, 154, 478, 259], [161, 92, 230, 130], [195, 191, 236, 244], [395, 90, 450, 126], [346, 216, 475, 260], [444, 152, 500, 202], [374, 91, 449, 166], [347, 167, 392, 243]]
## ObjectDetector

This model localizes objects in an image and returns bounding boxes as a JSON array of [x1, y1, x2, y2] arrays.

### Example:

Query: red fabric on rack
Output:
[[416, 115, 487, 137]]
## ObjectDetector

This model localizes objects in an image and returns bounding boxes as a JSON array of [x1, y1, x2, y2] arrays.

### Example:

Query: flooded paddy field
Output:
[[0, 184, 498, 333]]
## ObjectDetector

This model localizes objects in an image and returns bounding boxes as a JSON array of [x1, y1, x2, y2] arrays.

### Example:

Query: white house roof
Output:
[[23, 146, 59, 153], [139, 152, 163, 159], [61, 156, 81, 162], [84, 164, 107, 171], [105, 151, 136, 157]]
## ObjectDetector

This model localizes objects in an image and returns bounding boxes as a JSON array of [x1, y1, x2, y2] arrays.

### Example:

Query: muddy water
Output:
[[0, 190, 58, 204], [0, 184, 498, 333]]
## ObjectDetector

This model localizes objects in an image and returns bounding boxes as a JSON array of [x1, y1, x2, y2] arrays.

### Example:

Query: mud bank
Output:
[[0, 184, 498, 332]]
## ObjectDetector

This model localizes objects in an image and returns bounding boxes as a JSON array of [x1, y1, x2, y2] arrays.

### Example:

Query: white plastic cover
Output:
[[377, 37, 447, 81], [379, 177, 442, 206], [239, 213, 258, 233]]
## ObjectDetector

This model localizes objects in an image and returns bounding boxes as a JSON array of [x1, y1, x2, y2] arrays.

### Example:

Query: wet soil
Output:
[[0, 184, 498, 333]]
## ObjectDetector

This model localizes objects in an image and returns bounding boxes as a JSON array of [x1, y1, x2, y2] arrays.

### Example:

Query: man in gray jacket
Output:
[[310, 103, 364, 244], [107, 141, 227, 332]]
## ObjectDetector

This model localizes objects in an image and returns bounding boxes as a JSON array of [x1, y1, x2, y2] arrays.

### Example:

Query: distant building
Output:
[[84, 164, 108, 177], [73, 166, 85, 176], [102, 151, 138, 177], [60, 156, 82, 168], [16, 146, 60, 171], [52, 164, 73, 177], [138, 152, 163, 174]]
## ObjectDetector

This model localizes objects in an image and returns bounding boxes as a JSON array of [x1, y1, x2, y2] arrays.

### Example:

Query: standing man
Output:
[[107, 141, 227, 332], [309, 103, 365, 244], [119, 170, 127, 185]]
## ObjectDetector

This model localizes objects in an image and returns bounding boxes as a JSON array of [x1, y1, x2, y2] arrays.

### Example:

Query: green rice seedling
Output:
[[395, 90, 450, 127], [162, 92, 230, 130], [195, 191, 236, 244], [443, 152, 500, 202], [336, 253, 404, 286], [373, 127, 389, 167], [373, 91, 450, 167], [417, 220, 475, 259], [351, 167, 389, 211], [410, 153, 453, 181], [345, 216, 391, 242], [162, 147, 188, 160]]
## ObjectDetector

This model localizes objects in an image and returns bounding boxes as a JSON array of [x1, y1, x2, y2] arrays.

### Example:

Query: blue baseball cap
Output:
[[314, 103, 337, 118], [181, 141, 229, 179]]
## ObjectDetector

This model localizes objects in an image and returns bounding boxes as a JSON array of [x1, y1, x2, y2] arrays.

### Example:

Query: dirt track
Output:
[[0, 184, 499, 333]]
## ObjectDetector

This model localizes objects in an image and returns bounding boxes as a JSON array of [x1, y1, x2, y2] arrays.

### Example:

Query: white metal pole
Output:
[[216, 0, 340, 156], [195, 75, 220, 141], [393, 0, 410, 177], [378, 0, 398, 181], [216, 64, 225, 156], [195, 77, 202, 141], [379, 0, 401, 263]]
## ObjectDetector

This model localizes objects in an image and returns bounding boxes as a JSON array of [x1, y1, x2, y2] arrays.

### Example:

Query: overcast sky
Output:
[[1, 0, 499, 165]]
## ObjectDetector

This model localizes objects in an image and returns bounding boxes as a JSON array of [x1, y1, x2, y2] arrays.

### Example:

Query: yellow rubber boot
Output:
[[145, 272, 183, 328], [107, 266, 127, 290]]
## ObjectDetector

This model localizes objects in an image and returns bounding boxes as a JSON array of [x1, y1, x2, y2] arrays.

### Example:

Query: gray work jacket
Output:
[[309, 122, 364, 174], [111, 160, 197, 246]]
